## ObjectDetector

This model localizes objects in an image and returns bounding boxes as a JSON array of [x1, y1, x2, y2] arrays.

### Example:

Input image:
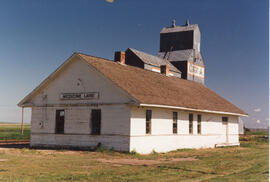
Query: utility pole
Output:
[[21, 107, 24, 135]]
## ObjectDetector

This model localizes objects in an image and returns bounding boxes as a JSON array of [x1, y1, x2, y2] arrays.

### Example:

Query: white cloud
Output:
[[256, 120, 261, 123], [254, 108, 261, 112]]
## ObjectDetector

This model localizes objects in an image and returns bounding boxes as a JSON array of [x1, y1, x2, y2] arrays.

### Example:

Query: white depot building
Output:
[[18, 21, 247, 154]]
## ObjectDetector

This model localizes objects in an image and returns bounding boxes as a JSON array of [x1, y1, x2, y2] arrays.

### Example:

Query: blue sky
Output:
[[0, 0, 268, 128]]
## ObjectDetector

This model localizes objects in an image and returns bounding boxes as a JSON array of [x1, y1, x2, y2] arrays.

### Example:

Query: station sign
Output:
[[60, 92, 99, 100]]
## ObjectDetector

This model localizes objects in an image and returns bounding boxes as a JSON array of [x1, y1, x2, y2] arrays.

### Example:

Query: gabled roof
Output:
[[18, 52, 247, 116], [128, 48, 181, 73], [78, 53, 246, 116], [157, 49, 205, 66], [18, 53, 77, 107]]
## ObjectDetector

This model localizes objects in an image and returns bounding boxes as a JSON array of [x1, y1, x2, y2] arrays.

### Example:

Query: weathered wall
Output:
[[28, 57, 132, 106], [129, 106, 239, 154], [125, 49, 144, 69], [29, 57, 133, 151], [187, 72, 204, 84], [31, 134, 130, 151], [31, 105, 131, 151]]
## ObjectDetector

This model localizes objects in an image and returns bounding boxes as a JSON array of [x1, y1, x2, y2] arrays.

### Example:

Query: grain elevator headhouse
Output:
[[158, 19, 205, 84]]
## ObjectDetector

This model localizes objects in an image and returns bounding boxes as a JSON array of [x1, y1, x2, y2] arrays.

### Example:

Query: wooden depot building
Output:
[[18, 20, 247, 154]]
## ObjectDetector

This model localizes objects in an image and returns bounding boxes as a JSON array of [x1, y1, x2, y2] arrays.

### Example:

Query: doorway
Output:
[[222, 117, 229, 143], [91, 109, 101, 135], [55, 110, 65, 134]]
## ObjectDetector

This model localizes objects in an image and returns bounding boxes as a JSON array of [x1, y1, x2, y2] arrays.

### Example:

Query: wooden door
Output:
[[55, 110, 65, 134], [222, 117, 229, 143], [91, 109, 101, 135]]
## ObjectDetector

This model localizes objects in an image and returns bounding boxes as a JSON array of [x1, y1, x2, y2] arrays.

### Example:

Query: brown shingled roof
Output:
[[78, 53, 247, 116]]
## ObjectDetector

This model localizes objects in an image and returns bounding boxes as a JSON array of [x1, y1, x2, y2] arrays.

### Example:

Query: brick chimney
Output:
[[160, 65, 169, 76], [114, 51, 125, 64]]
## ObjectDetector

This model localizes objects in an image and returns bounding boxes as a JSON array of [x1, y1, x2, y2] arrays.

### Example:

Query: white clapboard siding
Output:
[[129, 106, 239, 154], [29, 57, 132, 106]]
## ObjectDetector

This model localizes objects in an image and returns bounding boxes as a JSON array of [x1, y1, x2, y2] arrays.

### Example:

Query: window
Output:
[[173, 112, 178, 134], [189, 113, 193, 134], [146, 110, 152, 134], [197, 115, 201, 134], [222, 117, 228, 124], [55, 110, 65, 134], [91, 109, 101, 135]]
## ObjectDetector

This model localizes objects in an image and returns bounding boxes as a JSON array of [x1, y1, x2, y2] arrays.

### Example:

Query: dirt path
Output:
[[97, 157, 197, 166]]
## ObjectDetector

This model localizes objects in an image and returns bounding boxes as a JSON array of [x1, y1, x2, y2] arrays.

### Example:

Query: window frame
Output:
[[197, 114, 201, 134], [146, 110, 152, 134], [173, 112, 178, 134], [222, 117, 228, 124], [91, 109, 102, 135], [55, 109, 65, 134], [189, 113, 193, 134]]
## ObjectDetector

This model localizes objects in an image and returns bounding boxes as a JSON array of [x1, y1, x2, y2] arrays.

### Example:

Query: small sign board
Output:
[[60, 92, 99, 100], [188, 62, 205, 78]]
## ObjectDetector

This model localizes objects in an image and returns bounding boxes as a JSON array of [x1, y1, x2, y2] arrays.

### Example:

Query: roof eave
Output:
[[17, 53, 79, 107], [138, 103, 248, 117], [18, 103, 34, 108]]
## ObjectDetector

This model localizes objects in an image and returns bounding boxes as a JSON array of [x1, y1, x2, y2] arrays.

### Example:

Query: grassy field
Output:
[[0, 125, 268, 182], [0, 123, 30, 141]]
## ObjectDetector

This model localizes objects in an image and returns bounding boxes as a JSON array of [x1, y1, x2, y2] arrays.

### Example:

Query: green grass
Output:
[[0, 123, 30, 140], [245, 129, 268, 136], [0, 130, 267, 181]]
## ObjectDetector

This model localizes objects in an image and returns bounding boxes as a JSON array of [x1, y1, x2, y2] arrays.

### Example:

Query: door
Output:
[[91, 109, 101, 135], [222, 117, 229, 143], [55, 110, 65, 134]]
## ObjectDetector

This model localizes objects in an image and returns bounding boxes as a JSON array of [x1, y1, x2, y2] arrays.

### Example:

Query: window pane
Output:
[[197, 115, 201, 134], [222, 117, 228, 122], [173, 112, 177, 134], [55, 110, 65, 134], [173, 112, 177, 122], [146, 110, 152, 134], [189, 114, 193, 134], [91, 109, 101, 135], [146, 110, 152, 121]]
